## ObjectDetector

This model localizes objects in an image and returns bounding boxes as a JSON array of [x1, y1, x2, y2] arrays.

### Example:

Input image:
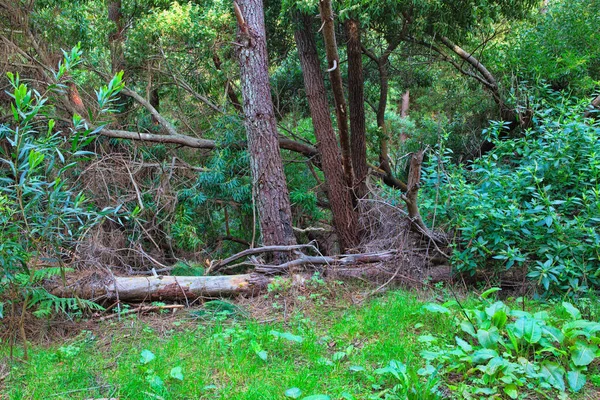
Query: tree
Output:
[[294, 12, 359, 251], [345, 17, 369, 200], [233, 0, 297, 253], [318, 0, 353, 188]]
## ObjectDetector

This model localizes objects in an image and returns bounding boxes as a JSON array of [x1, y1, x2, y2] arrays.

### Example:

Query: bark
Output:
[[234, 0, 297, 256], [318, 0, 353, 187], [294, 13, 359, 251], [362, 41, 408, 192], [49, 274, 269, 302], [99, 128, 318, 159], [107, 0, 125, 74], [345, 18, 368, 200], [400, 90, 410, 143]]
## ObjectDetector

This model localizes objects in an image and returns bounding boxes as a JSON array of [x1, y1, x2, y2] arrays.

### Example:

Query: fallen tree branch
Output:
[[208, 243, 319, 273], [99, 304, 184, 321]]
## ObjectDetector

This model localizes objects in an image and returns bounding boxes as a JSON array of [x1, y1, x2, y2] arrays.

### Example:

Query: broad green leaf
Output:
[[139, 349, 156, 364], [514, 317, 542, 343], [562, 302, 581, 320], [301, 395, 330, 400], [418, 334, 437, 343], [285, 387, 303, 398], [472, 348, 498, 364], [542, 325, 565, 344], [477, 327, 500, 348], [423, 303, 450, 314], [503, 384, 518, 399], [256, 350, 268, 361], [567, 370, 586, 392], [480, 287, 502, 299], [270, 330, 304, 343], [540, 361, 565, 391], [455, 336, 473, 352], [170, 366, 184, 381], [492, 310, 508, 329], [348, 365, 365, 372], [571, 341, 597, 366], [461, 320, 476, 337]]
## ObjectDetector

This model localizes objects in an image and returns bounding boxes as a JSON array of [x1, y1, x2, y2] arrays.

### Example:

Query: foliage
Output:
[[421, 289, 600, 398], [422, 100, 600, 295], [0, 49, 123, 318], [501, 0, 600, 93]]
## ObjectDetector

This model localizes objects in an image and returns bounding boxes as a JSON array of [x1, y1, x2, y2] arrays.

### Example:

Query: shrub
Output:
[[421, 105, 600, 295]]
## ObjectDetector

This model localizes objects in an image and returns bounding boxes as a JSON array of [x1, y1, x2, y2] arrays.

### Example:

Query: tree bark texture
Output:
[[318, 0, 353, 187], [345, 18, 369, 200], [294, 13, 359, 251], [234, 0, 297, 252], [49, 274, 269, 302], [107, 0, 125, 74]]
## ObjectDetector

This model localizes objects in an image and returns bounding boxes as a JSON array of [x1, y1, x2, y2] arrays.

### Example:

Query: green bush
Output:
[[0, 48, 123, 320], [420, 289, 600, 398], [421, 105, 600, 295]]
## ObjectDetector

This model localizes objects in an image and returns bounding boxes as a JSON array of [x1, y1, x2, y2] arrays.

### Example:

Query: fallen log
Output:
[[49, 273, 270, 302]]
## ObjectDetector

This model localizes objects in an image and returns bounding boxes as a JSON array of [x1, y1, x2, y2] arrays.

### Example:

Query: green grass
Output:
[[3, 289, 600, 399], [3, 290, 454, 399]]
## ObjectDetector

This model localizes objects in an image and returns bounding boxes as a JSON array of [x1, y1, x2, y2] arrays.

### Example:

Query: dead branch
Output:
[[98, 304, 184, 321]]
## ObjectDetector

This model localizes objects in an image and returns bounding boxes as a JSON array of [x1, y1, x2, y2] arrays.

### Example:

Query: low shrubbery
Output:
[[421, 104, 600, 295], [420, 289, 600, 398]]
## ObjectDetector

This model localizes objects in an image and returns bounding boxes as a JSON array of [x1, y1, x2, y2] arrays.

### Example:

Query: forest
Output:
[[0, 0, 599, 398]]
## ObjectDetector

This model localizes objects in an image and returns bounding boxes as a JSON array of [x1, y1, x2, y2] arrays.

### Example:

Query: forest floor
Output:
[[2, 284, 600, 400]]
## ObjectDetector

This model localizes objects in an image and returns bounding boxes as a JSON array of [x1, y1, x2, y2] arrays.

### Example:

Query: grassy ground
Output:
[[1, 285, 599, 399]]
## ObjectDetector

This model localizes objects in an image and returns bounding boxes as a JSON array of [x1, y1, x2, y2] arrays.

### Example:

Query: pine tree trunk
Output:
[[345, 18, 368, 200], [234, 0, 297, 257], [294, 13, 359, 251], [318, 0, 353, 188]]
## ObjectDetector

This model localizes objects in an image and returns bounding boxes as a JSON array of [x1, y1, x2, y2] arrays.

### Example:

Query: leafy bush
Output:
[[422, 107, 600, 295], [421, 289, 600, 398], [0, 49, 123, 323]]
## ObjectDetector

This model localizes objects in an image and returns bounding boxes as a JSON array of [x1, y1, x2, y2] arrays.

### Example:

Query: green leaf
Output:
[[285, 387, 303, 398], [480, 287, 502, 299], [514, 317, 542, 343], [349, 365, 365, 372], [503, 384, 518, 399], [477, 327, 500, 348], [301, 396, 330, 400], [270, 330, 304, 343], [423, 303, 451, 314], [567, 370, 586, 392], [461, 320, 477, 337], [455, 336, 473, 352], [170, 366, 184, 381], [472, 348, 498, 364], [571, 341, 597, 366], [540, 361, 565, 391], [257, 350, 268, 361], [562, 302, 582, 320], [139, 349, 156, 364]]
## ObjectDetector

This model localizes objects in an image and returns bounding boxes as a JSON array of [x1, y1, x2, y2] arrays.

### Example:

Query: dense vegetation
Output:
[[0, 0, 599, 398]]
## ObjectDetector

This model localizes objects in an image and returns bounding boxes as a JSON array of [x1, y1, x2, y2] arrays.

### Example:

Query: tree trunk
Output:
[[362, 41, 407, 192], [107, 0, 125, 74], [318, 0, 353, 187], [345, 18, 368, 200], [234, 0, 297, 257], [49, 274, 269, 302], [294, 13, 359, 251]]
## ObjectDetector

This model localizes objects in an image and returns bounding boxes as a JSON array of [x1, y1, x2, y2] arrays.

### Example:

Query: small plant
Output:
[[420, 288, 600, 398]]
